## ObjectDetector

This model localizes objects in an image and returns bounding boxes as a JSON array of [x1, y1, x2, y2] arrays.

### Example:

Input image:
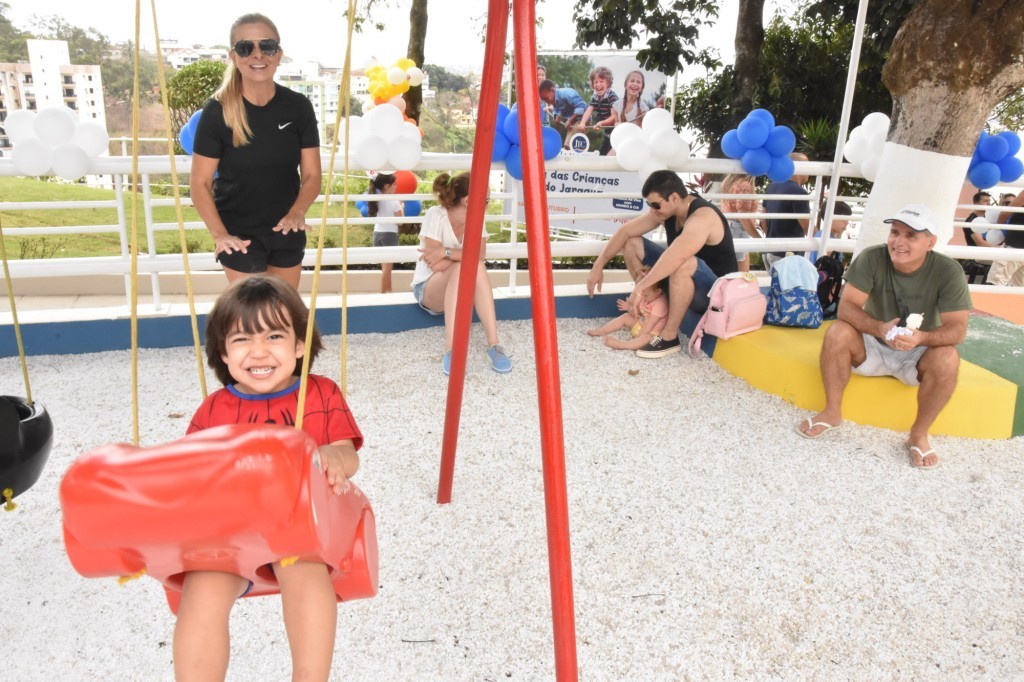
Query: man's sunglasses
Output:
[[646, 200, 662, 210], [233, 39, 280, 58]]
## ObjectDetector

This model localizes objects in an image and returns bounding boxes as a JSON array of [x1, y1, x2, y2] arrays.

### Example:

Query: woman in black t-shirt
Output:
[[191, 13, 322, 289]]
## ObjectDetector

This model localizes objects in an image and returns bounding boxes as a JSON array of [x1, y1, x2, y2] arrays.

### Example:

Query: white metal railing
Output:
[[2, 154, 1023, 306]]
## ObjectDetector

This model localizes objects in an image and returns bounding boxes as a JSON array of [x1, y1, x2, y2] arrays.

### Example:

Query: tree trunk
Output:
[[406, 0, 428, 124], [857, 0, 1024, 249], [732, 0, 765, 123]]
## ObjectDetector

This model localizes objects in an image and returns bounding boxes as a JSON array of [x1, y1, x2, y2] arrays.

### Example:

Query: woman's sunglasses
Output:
[[233, 39, 280, 58]]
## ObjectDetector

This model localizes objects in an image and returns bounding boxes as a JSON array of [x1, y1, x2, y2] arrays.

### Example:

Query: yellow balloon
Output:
[[397, 58, 416, 70], [367, 65, 385, 78], [396, 81, 410, 94]]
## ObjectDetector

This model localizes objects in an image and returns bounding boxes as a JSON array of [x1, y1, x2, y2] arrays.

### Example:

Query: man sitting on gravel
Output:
[[796, 204, 972, 468], [586, 170, 737, 358]]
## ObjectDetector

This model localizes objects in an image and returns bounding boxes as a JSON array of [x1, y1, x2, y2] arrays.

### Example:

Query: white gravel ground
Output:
[[2, 317, 1023, 680]]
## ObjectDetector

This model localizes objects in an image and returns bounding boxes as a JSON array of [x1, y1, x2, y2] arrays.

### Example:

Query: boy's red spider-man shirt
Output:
[[188, 374, 363, 450]]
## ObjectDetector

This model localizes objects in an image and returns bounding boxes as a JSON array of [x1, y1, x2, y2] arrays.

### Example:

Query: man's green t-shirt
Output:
[[844, 244, 972, 334]]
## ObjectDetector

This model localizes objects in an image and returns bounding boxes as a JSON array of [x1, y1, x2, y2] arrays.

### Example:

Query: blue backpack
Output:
[[765, 256, 823, 329]]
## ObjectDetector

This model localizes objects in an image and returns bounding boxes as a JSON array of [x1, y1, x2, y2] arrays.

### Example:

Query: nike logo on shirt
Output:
[[278, 122, 293, 129]]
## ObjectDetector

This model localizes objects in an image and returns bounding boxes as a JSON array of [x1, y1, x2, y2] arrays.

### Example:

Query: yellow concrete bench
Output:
[[708, 320, 1021, 440]]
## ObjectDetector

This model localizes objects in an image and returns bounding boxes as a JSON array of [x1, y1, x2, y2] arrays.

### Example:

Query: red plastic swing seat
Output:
[[60, 424, 378, 613]]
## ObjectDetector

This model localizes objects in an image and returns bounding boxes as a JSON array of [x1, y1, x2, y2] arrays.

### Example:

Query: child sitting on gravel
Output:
[[587, 273, 668, 351]]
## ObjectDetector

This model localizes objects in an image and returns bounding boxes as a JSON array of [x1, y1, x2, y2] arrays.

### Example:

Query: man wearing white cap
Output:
[[796, 204, 972, 468]]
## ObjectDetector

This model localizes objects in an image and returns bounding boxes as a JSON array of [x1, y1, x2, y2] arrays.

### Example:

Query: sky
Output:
[[6, 0, 782, 79]]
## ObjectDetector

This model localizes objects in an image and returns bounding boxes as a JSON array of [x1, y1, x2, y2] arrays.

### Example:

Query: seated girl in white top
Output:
[[411, 172, 512, 375]]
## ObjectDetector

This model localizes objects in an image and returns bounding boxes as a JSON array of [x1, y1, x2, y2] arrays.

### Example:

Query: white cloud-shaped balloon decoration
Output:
[[610, 107, 690, 182], [843, 112, 889, 183], [5, 106, 110, 180], [341, 102, 423, 171]]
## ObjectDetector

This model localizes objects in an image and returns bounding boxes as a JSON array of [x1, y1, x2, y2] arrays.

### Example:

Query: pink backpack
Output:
[[688, 273, 768, 357]]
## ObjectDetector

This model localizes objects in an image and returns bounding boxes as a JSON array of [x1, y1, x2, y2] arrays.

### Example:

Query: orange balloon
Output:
[[394, 170, 418, 194]]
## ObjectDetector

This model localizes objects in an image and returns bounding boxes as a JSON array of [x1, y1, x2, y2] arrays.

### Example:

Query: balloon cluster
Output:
[[842, 112, 890, 182], [178, 110, 203, 155], [365, 58, 424, 106], [492, 104, 562, 181], [609, 108, 691, 181], [355, 170, 422, 217], [342, 103, 423, 170], [968, 130, 1023, 189], [721, 109, 796, 182], [5, 107, 110, 180]]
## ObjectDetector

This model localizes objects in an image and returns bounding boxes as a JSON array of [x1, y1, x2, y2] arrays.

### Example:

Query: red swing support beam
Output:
[[434, 0, 579, 678]]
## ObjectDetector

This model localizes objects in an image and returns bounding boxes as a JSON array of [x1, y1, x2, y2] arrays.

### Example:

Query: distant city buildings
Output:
[[0, 40, 107, 148]]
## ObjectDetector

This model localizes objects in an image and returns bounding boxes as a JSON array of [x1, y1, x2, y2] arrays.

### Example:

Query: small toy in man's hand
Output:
[[885, 312, 924, 341]]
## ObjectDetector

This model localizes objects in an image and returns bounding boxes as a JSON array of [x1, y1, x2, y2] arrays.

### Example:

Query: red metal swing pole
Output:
[[510, 0, 579, 678], [436, 0, 509, 505]]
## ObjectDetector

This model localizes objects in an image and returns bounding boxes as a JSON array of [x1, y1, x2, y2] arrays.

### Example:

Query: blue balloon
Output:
[[998, 130, 1022, 158], [504, 144, 524, 180], [741, 147, 772, 176], [542, 126, 562, 160], [767, 154, 795, 182], [492, 131, 511, 162], [502, 110, 521, 146], [721, 129, 745, 159], [496, 103, 511, 130], [356, 200, 369, 217], [403, 199, 422, 217], [764, 125, 796, 157], [747, 108, 775, 128], [179, 125, 195, 154], [978, 134, 1009, 163], [997, 155, 1024, 183], [737, 117, 770, 149], [968, 161, 1001, 189]]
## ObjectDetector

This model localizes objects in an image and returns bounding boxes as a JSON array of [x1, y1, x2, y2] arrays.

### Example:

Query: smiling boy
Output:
[[796, 204, 972, 468]]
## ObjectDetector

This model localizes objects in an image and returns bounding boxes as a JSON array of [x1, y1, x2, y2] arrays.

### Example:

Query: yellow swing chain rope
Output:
[[296, 0, 358, 430], [0, 215, 32, 405], [148, 0, 208, 399], [126, 0, 144, 445]]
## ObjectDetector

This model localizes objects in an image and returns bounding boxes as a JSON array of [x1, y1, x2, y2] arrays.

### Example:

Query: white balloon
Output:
[[861, 112, 890, 135], [640, 107, 673, 136], [354, 135, 389, 169], [338, 115, 366, 142], [986, 229, 1005, 245], [866, 127, 887, 152], [861, 154, 882, 182], [609, 122, 642, 150], [51, 143, 91, 180], [649, 128, 686, 162], [3, 110, 38, 144], [637, 159, 668, 184], [406, 67, 424, 87], [844, 127, 866, 165], [388, 136, 422, 170], [386, 66, 406, 85], [615, 137, 651, 172], [71, 121, 110, 157], [11, 139, 52, 176], [365, 103, 404, 140], [34, 107, 78, 147], [985, 208, 1002, 223], [388, 95, 407, 113], [397, 121, 421, 140]]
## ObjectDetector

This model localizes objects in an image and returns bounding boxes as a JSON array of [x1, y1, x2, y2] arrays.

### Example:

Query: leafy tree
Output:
[[675, 9, 890, 154], [420, 90, 474, 153], [166, 60, 225, 135], [0, 2, 28, 62], [424, 63, 471, 93], [101, 44, 162, 106], [572, 0, 721, 75], [992, 87, 1024, 132], [30, 15, 109, 64], [534, 54, 591, 94]]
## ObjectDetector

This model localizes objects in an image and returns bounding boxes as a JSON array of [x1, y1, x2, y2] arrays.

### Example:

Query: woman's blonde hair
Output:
[[431, 172, 470, 208], [214, 13, 281, 147]]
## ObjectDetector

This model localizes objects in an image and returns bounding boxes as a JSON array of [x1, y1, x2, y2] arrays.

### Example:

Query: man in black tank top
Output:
[[587, 170, 737, 358]]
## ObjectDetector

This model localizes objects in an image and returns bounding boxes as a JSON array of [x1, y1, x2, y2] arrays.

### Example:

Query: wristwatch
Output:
[[444, 248, 452, 260]]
